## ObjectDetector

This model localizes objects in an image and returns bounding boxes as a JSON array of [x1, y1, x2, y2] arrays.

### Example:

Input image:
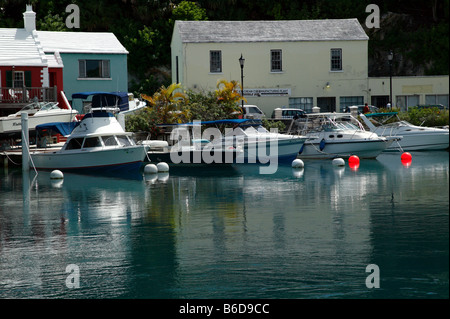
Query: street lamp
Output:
[[388, 50, 393, 110], [239, 54, 245, 109]]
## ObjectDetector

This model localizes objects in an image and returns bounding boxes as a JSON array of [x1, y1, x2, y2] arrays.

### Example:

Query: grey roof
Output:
[[175, 19, 369, 43]]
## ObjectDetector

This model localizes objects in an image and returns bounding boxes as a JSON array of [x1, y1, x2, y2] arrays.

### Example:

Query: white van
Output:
[[242, 105, 265, 119]]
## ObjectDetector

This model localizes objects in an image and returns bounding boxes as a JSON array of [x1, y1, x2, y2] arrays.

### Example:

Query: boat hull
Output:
[[298, 138, 393, 159], [146, 148, 240, 165], [381, 131, 449, 151], [237, 137, 305, 164], [0, 111, 77, 134], [31, 146, 146, 172]]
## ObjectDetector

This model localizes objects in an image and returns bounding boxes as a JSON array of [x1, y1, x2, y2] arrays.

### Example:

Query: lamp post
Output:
[[388, 50, 393, 110], [239, 54, 245, 109]]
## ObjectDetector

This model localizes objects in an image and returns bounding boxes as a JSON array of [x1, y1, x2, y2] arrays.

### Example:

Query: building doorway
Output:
[[371, 95, 389, 108], [317, 97, 336, 112]]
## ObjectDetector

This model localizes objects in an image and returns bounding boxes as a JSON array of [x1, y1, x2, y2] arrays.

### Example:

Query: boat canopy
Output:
[[72, 92, 130, 112], [364, 112, 398, 117], [35, 121, 80, 137]]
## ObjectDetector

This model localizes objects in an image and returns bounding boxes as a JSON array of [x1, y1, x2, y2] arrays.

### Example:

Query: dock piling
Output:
[[21, 112, 29, 171]]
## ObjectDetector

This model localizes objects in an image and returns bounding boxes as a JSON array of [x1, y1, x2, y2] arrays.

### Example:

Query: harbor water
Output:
[[0, 152, 448, 299]]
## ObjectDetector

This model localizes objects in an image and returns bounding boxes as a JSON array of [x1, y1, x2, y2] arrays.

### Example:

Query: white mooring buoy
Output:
[[50, 170, 64, 179], [144, 164, 158, 174], [332, 158, 345, 167], [291, 159, 304, 168], [156, 162, 169, 172]]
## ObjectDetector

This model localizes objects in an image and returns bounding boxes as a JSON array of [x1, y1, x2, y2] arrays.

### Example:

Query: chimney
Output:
[[23, 4, 36, 32]]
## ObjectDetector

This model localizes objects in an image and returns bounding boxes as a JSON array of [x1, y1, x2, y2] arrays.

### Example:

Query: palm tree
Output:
[[141, 83, 190, 124], [215, 79, 246, 116]]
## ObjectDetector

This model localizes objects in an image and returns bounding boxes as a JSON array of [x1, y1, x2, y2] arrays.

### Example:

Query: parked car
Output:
[[271, 108, 306, 119], [242, 105, 265, 119]]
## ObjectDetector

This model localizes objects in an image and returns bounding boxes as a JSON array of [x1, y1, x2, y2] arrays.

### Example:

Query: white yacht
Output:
[[210, 119, 307, 164], [360, 112, 449, 151], [30, 110, 147, 172], [294, 113, 396, 159], [0, 101, 78, 134]]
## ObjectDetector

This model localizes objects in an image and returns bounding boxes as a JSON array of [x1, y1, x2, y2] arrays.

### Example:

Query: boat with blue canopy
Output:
[[30, 109, 147, 172]]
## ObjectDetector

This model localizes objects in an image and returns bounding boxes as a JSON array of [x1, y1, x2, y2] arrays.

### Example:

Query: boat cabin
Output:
[[63, 134, 135, 151]]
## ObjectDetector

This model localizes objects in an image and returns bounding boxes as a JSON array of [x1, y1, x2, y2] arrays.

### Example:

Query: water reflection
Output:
[[0, 151, 448, 298]]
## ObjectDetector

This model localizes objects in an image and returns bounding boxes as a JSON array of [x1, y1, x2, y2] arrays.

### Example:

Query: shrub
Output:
[[399, 107, 449, 127]]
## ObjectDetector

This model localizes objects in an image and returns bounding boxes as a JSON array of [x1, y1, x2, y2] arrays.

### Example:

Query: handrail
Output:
[[0, 87, 58, 103]]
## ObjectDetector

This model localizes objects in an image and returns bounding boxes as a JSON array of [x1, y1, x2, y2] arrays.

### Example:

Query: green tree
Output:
[[37, 11, 68, 31], [172, 1, 208, 21]]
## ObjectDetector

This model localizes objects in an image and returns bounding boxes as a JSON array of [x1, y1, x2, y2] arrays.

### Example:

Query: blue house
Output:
[[21, 6, 129, 113]]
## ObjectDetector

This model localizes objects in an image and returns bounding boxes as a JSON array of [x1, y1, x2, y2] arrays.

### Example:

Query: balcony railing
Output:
[[0, 87, 58, 104]]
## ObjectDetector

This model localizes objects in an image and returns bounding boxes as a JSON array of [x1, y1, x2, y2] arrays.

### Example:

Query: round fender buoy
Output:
[[50, 170, 64, 179], [332, 158, 345, 167], [291, 158, 304, 168], [144, 164, 158, 174], [156, 162, 169, 172]]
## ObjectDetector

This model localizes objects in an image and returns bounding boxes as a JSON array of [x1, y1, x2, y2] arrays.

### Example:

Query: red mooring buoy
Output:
[[401, 152, 412, 167], [348, 155, 360, 170]]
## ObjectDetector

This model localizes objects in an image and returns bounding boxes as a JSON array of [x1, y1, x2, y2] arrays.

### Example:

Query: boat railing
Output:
[[0, 87, 58, 104]]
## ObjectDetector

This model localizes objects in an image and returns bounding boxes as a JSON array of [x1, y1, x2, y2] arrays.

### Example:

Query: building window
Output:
[[330, 49, 342, 71], [289, 97, 313, 113], [271, 50, 282, 72], [396, 95, 420, 111], [210, 51, 222, 73], [13, 71, 24, 87], [425, 94, 449, 108], [79, 60, 110, 78], [339, 96, 364, 112], [5, 70, 31, 88]]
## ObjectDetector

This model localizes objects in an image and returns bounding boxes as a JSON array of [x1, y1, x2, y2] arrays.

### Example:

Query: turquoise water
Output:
[[0, 152, 448, 299]]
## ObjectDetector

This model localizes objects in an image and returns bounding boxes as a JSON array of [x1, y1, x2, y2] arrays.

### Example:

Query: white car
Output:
[[242, 105, 265, 119]]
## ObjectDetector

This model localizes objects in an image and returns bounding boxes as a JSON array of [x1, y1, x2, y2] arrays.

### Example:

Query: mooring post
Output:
[[21, 112, 30, 171]]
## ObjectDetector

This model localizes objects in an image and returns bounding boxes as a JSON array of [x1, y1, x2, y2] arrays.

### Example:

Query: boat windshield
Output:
[[383, 120, 412, 128], [116, 135, 135, 146], [39, 102, 60, 111], [102, 135, 118, 146]]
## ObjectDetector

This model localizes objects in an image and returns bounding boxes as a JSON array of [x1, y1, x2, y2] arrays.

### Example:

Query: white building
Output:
[[171, 19, 449, 115]]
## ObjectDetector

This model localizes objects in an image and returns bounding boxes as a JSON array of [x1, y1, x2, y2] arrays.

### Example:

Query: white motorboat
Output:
[[30, 110, 147, 172], [144, 138, 242, 165], [0, 101, 78, 134], [359, 112, 449, 151], [210, 119, 307, 164], [294, 113, 396, 159], [143, 123, 243, 165]]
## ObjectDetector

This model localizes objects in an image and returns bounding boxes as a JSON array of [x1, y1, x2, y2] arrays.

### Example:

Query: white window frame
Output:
[[271, 49, 283, 72], [13, 71, 25, 88], [289, 97, 313, 113], [330, 48, 342, 72], [209, 50, 222, 73]]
